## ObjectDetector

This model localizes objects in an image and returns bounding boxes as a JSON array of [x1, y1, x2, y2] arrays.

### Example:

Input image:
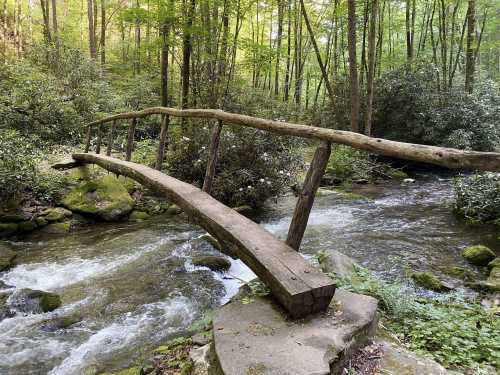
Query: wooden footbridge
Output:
[[60, 107, 500, 319]]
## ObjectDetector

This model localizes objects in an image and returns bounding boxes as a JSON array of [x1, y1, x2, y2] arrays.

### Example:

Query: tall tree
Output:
[[365, 0, 378, 136], [40, 0, 52, 44], [87, 0, 97, 58], [181, 0, 195, 111], [347, 0, 360, 133], [100, 0, 106, 65], [51, 0, 59, 54], [274, 0, 284, 97], [465, 0, 476, 93]]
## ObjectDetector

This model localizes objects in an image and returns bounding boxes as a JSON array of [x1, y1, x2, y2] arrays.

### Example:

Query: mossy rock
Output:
[[39, 315, 81, 332], [18, 220, 37, 233], [0, 244, 16, 271], [35, 217, 49, 227], [11, 289, 61, 313], [411, 272, 448, 292], [462, 245, 495, 266], [472, 267, 500, 293], [200, 234, 222, 251], [128, 210, 150, 222], [62, 175, 134, 221], [334, 189, 370, 201], [440, 266, 475, 281], [192, 255, 231, 272], [387, 168, 409, 180], [166, 204, 183, 215], [41, 207, 73, 222], [0, 223, 18, 237], [41, 221, 71, 234], [487, 257, 500, 270], [114, 367, 141, 375], [0, 212, 28, 222]]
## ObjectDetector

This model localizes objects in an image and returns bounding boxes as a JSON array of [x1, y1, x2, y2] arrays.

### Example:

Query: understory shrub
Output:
[[453, 173, 500, 224], [335, 267, 500, 372], [372, 65, 500, 151], [166, 121, 301, 208]]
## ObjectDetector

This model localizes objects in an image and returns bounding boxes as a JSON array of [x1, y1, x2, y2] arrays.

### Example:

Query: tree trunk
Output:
[[465, 0, 475, 94], [347, 0, 360, 133], [181, 0, 195, 112], [365, 0, 378, 136], [87, 0, 97, 58], [284, 0, 292, 101], [40, 0, 52, 43], [51, 0, 59, 54], [275, 0, 284, 97], [100, 0, 106, 65]]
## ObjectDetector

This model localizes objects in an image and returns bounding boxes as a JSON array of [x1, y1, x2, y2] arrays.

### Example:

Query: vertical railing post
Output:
[[286, 141, 331, 251], [106, 120, 117, 156], [95, 123, 103, 154], [202, 120, 223, 194], [155, 114, 170, 170], [125, 118, 137, 161], [84, 125, 92, 153]]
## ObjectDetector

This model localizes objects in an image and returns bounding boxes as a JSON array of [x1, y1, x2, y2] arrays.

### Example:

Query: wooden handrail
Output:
[[86, 107, 500, 172]]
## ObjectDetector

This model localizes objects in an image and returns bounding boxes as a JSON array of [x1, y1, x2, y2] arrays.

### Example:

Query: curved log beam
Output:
[[71, 153, 336, 319], [87, 107, 500, 172]]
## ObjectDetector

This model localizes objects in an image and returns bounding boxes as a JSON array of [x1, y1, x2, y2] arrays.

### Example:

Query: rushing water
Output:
[[0, 174, 498, 374]]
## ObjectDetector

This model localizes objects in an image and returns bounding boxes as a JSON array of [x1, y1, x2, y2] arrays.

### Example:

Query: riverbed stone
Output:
[[166, 204, 183, 215], [41, 207, 73, 222], [128, 210, 150, 222], [462, 245, 495, 266], [0, 222, 18, 237], [192, 255, 231, 272], [10, 289, 61, 313], [62, 175, 135, 221], [0, 244, 16, 271], [39, 315, 81, 332], [213, 289, 378, 375], [41, 221, 71, 234], [411, 272, 449, 292]]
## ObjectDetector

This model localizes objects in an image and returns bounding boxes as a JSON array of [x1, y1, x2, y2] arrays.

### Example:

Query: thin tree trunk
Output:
[[40, 0, 52, 43], [284, 0, 292, 101], [87, 0, 96, 58], [465, 0, 475, 93], [100, 0, 106, 64], [347, 0, 359, 133], [275, 0, 284, 97], [51, 0, 59, 54], [365, 0, 378, 136]]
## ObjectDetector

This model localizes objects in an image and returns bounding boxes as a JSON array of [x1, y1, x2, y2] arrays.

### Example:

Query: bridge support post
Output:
[[84, 125, 92, 153], [125, 118, 137, 161], [155, 114, 170, 170], [106, 120, 117, 156], [202, 120, 223, 194], [286, 141, 331, 251], [95, 123, 103, 154]]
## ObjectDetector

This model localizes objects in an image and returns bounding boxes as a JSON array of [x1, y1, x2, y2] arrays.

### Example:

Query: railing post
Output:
[[202, 120, 223, 194], [106, 120, 117, 156], [95, 123, 103, 154], [84, 125, 92, 153], [286, 141, 331, 251], [155, 114, 170, 170], [125, 118, 137, 161]]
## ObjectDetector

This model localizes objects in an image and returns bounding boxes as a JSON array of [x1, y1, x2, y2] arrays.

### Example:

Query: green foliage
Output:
[[336, 267, 500, 372], [453, 173, 500, 224], [373, 65, 500, 151], [166, 124, 301, 208], [0, 130, 39, 203]]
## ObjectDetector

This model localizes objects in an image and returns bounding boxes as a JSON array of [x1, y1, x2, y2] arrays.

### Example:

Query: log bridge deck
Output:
[[60, 107, 500, 319]]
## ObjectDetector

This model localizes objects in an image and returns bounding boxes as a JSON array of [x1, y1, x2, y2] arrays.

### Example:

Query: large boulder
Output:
[[462, 245, 495, 266], [62, 175, 134, 221], [10, 289, 61, 313], [0, 244, 16, 271]]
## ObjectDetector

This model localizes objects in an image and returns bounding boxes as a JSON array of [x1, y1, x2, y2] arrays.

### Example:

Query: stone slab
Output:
[[213, 289, 378, 375]]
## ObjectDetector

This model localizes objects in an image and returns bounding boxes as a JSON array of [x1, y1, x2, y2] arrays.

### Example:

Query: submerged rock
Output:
[[192, 255, 231, 272], [62, 175, 134, 221], [128, 210, 150, 222], [10, 289, 61, 313], [0, 244, 16, 271], [462, 245, 495, 266], [411, 272, 449, 292]]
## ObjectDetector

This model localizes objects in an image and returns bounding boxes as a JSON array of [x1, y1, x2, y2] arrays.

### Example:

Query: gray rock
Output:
[[192, 255, 231, 272], [213, 289, 378, 375], [318, 249, 358, 278], [9, 289, 61, 313]]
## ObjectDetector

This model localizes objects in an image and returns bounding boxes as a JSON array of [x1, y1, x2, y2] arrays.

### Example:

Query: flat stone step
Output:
[[213, 288, 378, 375]]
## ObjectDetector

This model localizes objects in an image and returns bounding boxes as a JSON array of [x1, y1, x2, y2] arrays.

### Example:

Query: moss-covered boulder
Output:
[[35, 217, 48, 227], [41, 207, 73, 222], [484, 267, 500, 292], [0, 244, 16, 271], [128, 210, 150, 222], [462, 245, 495, 266], [41, 221, 71, 234], [487, 257, 500, 270], [166, 204, 182, 215], [10, 289, 61, 313], [0, 223, 18, 237], [192, 255, 231, 272], [440, 266, 475, 281], [62, 175, 134, 221], [411, 272, 449, 292]]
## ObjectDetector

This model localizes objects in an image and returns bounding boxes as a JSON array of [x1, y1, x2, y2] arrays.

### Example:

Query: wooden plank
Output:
[[84, 125, 92, 153], [71, 152, 336, 318], [125, 118, 137, 161], [106, 120, 117, 156], [85, 107, 500, 172], [287, 141, 331, 251], [202, 120, 223, 194], [155, 114, 170, 170], [95, 123, 103, 154]]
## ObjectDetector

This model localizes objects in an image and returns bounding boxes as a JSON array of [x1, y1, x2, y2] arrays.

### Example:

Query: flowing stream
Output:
[[0, 173, 498, 374]]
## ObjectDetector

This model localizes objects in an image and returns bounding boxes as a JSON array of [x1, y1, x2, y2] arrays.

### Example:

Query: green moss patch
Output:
[[462, 245, 495, 266], [411, 272, 448, 292]]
